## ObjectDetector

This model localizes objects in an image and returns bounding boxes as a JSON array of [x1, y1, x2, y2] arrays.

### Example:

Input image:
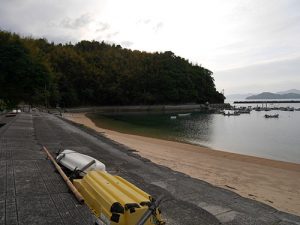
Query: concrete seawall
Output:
[[64, 103, 229, 113]]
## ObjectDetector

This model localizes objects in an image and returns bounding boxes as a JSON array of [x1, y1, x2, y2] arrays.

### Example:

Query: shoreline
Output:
[[63, 112, 300, 216]]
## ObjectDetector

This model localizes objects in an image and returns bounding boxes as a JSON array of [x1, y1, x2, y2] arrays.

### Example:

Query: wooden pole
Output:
[[42, 146, 84, 204]]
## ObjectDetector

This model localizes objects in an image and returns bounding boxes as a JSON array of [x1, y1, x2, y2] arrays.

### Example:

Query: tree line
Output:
[[0, 30, 224, 108]]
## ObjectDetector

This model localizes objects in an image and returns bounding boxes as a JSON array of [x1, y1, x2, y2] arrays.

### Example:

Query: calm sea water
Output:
[[88, 103, 300, 164]]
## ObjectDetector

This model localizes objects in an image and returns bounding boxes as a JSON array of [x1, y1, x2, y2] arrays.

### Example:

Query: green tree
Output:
[[0, 30, 224, 107], [0, 31, 51, 107]]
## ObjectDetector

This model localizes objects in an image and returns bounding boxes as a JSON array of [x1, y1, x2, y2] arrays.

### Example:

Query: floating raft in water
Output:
[[264, 114, 279, 118], [177, 113, 191, 117]]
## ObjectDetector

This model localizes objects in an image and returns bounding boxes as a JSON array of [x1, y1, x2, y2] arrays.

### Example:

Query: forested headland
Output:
[[0, 30, 224, 108]]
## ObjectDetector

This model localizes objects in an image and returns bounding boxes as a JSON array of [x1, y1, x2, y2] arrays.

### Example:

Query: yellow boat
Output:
[[73, 171, 164, 225]]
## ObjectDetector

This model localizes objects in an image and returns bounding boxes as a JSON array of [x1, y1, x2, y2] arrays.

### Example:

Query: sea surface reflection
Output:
[[89, 109, 300, 164]]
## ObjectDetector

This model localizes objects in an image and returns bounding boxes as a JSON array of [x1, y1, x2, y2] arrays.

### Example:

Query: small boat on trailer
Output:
[[265, 114, 279, 118]]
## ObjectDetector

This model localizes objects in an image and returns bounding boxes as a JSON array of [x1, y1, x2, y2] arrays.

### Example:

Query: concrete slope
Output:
[[1, 112, 300, 225], [35, 113, 300, 225]]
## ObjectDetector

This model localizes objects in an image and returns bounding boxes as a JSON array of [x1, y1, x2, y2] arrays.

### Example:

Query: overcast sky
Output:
[[1, 0, 299, 95]]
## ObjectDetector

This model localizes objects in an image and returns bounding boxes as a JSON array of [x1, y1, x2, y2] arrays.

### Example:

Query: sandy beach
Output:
[[64, 113, 300, 216]]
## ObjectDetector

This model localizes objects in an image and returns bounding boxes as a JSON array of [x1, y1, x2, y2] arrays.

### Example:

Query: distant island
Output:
[[226, 89, 300, 100], [226, 93, 253, 100], [247, 91, 300, 99], [0, 30, 224, 108], [276, 89, 300, 95]]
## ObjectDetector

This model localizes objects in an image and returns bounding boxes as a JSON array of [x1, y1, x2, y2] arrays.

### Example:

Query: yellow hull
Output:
[[73, 171, 163, 225]]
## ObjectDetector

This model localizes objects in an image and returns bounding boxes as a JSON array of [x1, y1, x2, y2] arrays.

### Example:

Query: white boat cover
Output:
[[56, 149, 106, 175]]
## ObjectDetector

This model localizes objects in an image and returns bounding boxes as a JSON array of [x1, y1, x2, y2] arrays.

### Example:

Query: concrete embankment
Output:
[[1, 112, 300, 225], [64, 103, 229, 113]]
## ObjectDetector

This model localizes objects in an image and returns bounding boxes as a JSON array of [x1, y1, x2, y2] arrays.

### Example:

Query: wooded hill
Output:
[[0, 30, 224, 108]]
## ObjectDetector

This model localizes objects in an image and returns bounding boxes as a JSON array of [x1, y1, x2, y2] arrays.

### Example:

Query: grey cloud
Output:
[[121, 41, 134, 48], [144, 19, 151, 24], [95, 23, 119, 42], [60, 13, 92, 29], [96, 23, 110, 32], [102, 40, 115, 46], [105, 32, 119, 39], [215, 56, 300, 94], [137, 19, 151, 24], [95, 31, 119, 42], [153, 22, 163, 32], [0, 0, 105, 43], [137, 19, 163, 32], [44, 33, 77, 44]]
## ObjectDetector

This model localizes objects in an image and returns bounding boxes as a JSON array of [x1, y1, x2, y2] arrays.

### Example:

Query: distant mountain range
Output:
[[226, 93, 254, 99], [276, 89, 300, 95], [246, 90, 300, 99], [226, 89, 300, 100]]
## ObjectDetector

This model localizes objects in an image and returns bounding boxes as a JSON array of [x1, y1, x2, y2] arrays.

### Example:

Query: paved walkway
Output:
[[0, 113, 300, 225], [0, 114, 93, 225]]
